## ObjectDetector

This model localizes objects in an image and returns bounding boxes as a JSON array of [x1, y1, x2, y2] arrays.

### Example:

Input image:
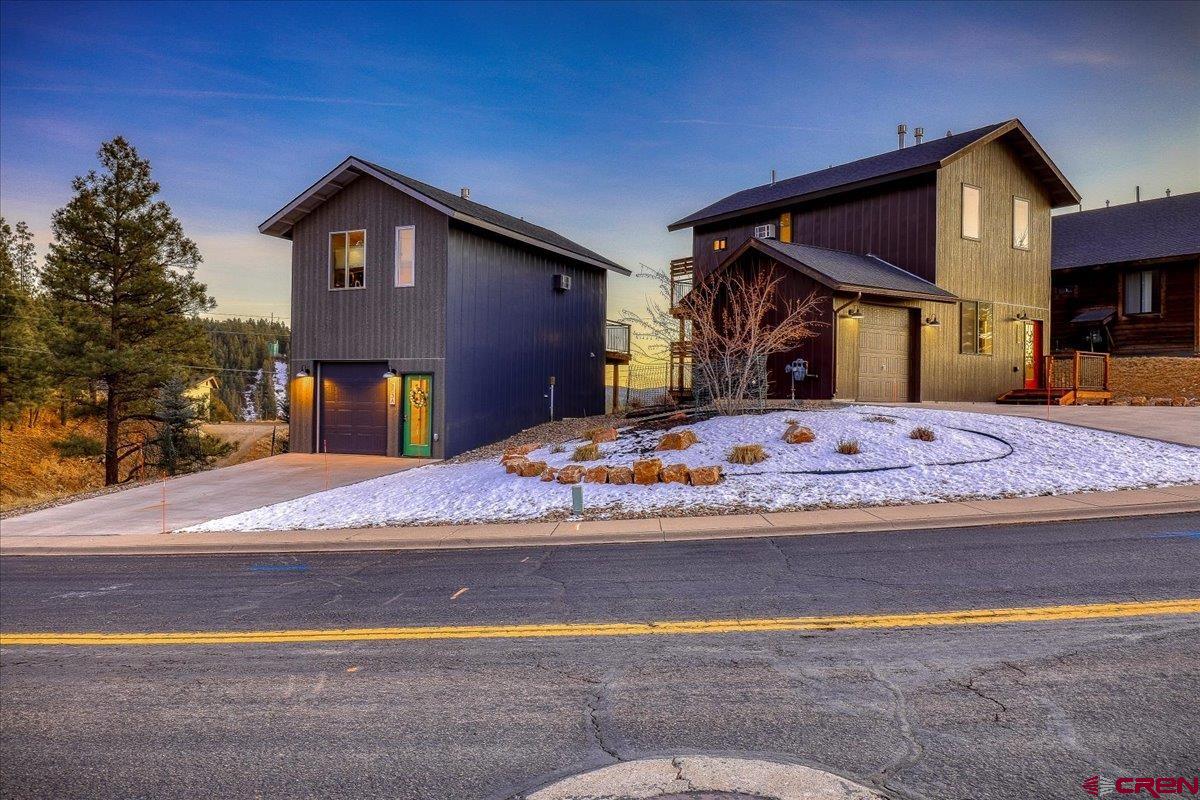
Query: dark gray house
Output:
[[261, 157, 629, 459], [1051, 192, 1199, 356]]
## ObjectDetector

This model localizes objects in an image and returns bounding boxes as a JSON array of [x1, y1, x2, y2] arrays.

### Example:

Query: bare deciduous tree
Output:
[[681, 264, 825, 414]]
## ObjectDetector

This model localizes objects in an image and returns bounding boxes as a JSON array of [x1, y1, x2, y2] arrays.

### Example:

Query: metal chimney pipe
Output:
[[1135, 185, 1140, 202], [1167, 188, 1172, 197], [771, 169, 776, 185], [914, 127, 924, 144], [460, 187, 470, 199], [897, 123, 907, 149]]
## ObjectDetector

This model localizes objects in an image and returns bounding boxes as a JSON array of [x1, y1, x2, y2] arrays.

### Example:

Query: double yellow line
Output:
[[3, 598, 1198, 647]]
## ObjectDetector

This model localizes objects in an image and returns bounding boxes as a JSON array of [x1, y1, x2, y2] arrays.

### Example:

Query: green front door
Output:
[[402, 374, 433, 457]]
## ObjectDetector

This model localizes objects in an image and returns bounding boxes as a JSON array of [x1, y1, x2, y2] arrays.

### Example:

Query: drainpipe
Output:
[[831, 293, 863, 398]]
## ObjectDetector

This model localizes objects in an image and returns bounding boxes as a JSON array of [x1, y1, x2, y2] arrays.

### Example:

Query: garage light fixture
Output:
[[295, 367, 310, 378], [382, 368, 399, 379], [923, 315, 941, 327], [845, 307, 864, 319]]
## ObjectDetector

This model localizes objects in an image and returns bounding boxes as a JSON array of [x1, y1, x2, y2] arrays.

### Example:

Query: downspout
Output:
[[830, 292, 862, 399]]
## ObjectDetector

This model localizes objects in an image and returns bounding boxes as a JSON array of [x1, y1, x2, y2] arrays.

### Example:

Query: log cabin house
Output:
[[261, 158, 630, 459], [1051, 192, 1199, 356], [667, 119, 1082, 403]]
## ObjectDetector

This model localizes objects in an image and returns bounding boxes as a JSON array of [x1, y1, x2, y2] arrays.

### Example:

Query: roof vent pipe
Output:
[[1166, 188, 1172, 197], [460, 187, 470, 199], [1135, 185, 1140, 203], [1105, 200, 1110, 208], [914, 127, 924, 144], [897, 123, 907, 149], [771, 169, 776, 185], [945, 129, 952, 138]]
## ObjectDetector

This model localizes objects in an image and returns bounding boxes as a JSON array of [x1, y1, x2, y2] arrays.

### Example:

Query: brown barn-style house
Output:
[[668, 119, 1082, 402], [1051, 191, 1200, 356], [261, 157, 629, 459]]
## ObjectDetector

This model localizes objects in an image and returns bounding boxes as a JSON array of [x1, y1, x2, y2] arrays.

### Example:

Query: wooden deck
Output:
[[998, 351, 1112, 405]]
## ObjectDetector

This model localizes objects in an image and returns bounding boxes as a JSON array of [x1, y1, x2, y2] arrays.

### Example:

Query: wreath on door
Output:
[[410, 386, 428, 410]]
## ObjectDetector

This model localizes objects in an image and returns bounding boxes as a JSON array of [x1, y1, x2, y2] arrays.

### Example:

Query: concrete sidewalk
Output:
[[1, 453, 429, 538], [4, 483, 1198, 556]]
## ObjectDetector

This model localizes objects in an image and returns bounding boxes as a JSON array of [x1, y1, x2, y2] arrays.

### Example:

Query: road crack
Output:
[[866, 668, 929, 800]]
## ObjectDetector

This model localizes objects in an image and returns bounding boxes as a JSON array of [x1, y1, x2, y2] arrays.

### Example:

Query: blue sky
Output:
[[1, 0, 1197, 322]]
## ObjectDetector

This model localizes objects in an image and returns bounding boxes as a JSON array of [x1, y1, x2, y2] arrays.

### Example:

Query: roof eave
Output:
[[939, 119, 1082, 208], [446, 213, 631, 275], [667, 164, 939, 232]]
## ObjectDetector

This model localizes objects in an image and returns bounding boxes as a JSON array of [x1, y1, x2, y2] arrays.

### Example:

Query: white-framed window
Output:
[[961, 183, 981, 241], [395, 225, 415, 287], [1123, 270, 1160, 315], [330, 229, 365, 290], [1012, 196, 1030, 250]]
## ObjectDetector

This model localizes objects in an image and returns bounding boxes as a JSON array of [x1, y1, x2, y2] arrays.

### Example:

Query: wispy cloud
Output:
[[1051, 48, 1127, 67], [1, 84, 410, 108], [659, 118, 846, 133]]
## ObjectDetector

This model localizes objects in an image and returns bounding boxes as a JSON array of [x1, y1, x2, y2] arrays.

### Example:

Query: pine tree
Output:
[[151, 376, 204, 475], [0, 218, 52, 426], [41, 138, 214, 484]]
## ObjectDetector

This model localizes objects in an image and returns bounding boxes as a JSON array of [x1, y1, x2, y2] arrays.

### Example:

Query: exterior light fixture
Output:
[[923, 315, 941, 327], [295, 367, 310, 378], [1015, 310, 1029, 321], [846, 307, 864, 319], [382, 368, 399, 379]]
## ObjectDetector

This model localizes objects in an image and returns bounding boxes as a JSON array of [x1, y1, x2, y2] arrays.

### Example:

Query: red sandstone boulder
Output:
[[782, 424, 815, 444], [632, 458, 663, 485], [557, 465, 585, 484], [608, 466, 633, 485], [656, 429, 698, 451], [584, 465, 610, 483], [660, 463, 689, 484], [688, 465, 723, 486], [589, 427, 618, 444], [518, 460, 547, 478]]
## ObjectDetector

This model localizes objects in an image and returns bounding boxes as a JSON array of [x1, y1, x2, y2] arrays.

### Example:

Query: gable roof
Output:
[[1052, 192, 1200, 271], [728, 238, 958, 303], [260, 157, 629, 275], [669, 119, 1080, 231]]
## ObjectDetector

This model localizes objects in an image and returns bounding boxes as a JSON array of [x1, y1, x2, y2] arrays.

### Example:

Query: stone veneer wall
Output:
[[1109, 356, 1200, 401]]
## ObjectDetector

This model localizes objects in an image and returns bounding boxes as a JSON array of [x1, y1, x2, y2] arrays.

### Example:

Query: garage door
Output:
[[319, 362, 388, 455], [857, 305, 911, 402]]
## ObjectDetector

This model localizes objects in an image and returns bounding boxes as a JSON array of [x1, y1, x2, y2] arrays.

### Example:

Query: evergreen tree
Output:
[[151, 376, 204, 475], [41, 138, 214, 484], [0, 218, 52, 425]]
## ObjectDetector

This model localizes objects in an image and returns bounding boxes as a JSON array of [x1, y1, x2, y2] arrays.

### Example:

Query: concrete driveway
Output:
[[1, 454, 429, 538], [893, 402, 1200, 447]]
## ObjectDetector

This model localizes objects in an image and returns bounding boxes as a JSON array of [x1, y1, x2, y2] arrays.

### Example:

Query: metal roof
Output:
[[1052, 192, 1200, 271], [737, 238, 958, 302], [1070, 307, 1116, 324], [669, 119, 1080, 231], [260, 157, 630, 275]]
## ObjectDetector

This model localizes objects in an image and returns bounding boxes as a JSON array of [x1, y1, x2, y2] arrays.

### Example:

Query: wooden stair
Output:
[[997, 388, 1074, 405]]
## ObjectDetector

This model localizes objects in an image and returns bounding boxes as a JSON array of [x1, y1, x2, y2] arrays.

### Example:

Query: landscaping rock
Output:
[[656, 429, 699, 451], [688, 465, 723, 486], [633, 458, 663, 485], [540, 467, 558, 482], [502, 442, 540, 459], [584, 465, 609, 483], [504, 457, 528, 474], [1171, 396, 1188, 407], [518, 460, 546, 478], [660, 463, 689, 484], [557, 465, 585, 484], [1151, 396, 1173, 406], [668, 411, 688, 423], [782, 423, 815, 444], [608, 466, 633, 485], [1130, 396, 1148, 406], [589, 427, 618, 443]]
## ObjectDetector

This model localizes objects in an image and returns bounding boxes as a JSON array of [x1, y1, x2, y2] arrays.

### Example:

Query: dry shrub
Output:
[[909, 426, 936, 442], [835, 439, 861, 455], [571, 442, 601, 461], [550, 443, 566, 454], [728, 443, 767, 465], [864, 414, 897, 424]]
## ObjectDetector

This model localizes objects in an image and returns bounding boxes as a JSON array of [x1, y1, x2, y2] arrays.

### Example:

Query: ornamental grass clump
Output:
[[835, 438, 861, 455], [864, 414, 897, 424], [728, 443, 767, 465], [572, 442, 601, 461], [909, 426, 937, 442]]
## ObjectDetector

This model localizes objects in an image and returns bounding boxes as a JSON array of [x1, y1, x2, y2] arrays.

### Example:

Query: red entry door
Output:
[[1023, 321, 1043, 388]]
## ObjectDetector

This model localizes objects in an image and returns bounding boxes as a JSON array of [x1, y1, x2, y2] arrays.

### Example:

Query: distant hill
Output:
[[200, 318, 290, 420]]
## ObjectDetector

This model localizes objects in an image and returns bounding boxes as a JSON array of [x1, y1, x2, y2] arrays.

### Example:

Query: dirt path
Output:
[[201, 422, 281, 467]]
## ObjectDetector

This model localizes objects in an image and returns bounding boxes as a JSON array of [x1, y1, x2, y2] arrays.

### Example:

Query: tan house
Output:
[[668, 119, 1081, 402], [183, 376, 220, 418]]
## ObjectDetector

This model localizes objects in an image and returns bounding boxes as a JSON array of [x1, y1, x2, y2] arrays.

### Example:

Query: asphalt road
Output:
[[2, 514, 1199, 799]]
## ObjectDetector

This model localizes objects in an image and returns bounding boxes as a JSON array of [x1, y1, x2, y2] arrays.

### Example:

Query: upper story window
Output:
[[712, 238, 727, 252], [779, 212, 793, 243], [961, 184, 981, 240], [330, 229, 365, 289], [1012, 196, 1030, 250], [960, 300, 993, 355], [395, 226, 415, 287], [1123, 269, 1161, 315]]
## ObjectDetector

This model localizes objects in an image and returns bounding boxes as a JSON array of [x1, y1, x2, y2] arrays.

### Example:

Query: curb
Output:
[[3, 492, 1198, 557]]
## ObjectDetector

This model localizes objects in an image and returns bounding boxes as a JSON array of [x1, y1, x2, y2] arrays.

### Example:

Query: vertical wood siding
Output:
[[445, 224, 606, 455], [692, 175, 938, 282], [287, 175, 448, 456]]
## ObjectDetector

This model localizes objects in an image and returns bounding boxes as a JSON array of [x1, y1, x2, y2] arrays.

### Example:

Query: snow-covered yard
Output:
[[186, 406, 1200, 532]]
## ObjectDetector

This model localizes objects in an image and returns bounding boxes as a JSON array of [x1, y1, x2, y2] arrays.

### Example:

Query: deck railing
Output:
[[605, 320, 631, 356], [1045, 351, 1111, 393]]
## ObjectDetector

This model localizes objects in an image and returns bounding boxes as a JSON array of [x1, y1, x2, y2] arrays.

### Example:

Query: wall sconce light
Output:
[[295, 367, 310, 378], [846, 307, 864, 319], [923, 315, 941, 327], [382, 368, 399, 379], [1014, 310, 1029, 321]]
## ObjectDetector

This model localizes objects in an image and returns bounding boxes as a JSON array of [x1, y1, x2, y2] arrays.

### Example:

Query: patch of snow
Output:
[[185, 407, 1200, 532], [241, 368, 263, 422], [273, 358, 288, 411]]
